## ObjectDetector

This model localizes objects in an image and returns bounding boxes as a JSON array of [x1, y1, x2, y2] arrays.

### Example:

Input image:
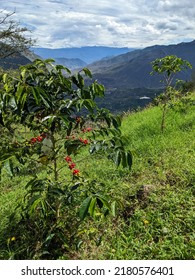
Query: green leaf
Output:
[[15, 85, 25, 103], [20, 68, 27, 80], [115, 150, 121, 167], [88, 197, 97, 217], [78, 73, 84, 88], [96, 198, 103, 209], [27, 194, 42, 214], [112, 116, 121, 129], [82, 68, 92, 78], [44, 58, 55, 64], [3, 159, 14, 177], [95, 193, 110, 210], [79, 196, 92, 220], [55, 64, 71, 74], [40, 93, 50, 108], [122, 150, 129, 168], [44, 233, 55, 244], [111, 201, 116, 217], [126, 151, 133, 169], [32, 87, 41, 105], [25, 177, 38, 189], [2, 73, 8, 83]]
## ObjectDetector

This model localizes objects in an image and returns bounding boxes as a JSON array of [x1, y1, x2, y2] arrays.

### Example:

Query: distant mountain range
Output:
[[54, 57, 87, 70], [32, 46, 133, 65]]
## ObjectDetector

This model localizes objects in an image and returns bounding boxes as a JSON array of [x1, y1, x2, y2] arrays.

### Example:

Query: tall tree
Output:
[[0, 10, 34, 59]]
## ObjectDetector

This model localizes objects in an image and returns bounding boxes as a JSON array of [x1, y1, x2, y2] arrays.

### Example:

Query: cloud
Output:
[[1, 0, 195, 48]]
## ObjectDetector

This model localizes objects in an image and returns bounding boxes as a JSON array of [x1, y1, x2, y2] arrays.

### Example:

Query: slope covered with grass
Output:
[[74, 98, 195, 260], [0, 96, 194, 260]]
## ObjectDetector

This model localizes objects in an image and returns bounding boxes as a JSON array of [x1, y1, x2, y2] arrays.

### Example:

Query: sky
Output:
[[1, 0, 195, 49]]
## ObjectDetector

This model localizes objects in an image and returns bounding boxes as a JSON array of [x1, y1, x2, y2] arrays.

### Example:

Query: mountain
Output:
[[54, 57, 87, 70], [32, 46, 133, 64], [1, 41, 194, 113], [87, 40, 195, 112], [89, 40, 195, 89], [0, 53, 31, 70]]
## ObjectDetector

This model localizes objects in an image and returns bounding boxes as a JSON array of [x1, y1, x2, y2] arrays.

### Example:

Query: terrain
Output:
[[0, 93, 194, 259], [1, 40, 195, 112]]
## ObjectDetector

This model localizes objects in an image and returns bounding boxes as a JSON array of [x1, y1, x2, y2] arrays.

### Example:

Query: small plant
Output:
[[150, 55, 192, 132], [0, 59, 132, 259]]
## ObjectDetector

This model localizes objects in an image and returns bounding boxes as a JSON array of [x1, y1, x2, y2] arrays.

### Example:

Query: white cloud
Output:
[[0, 0, 195, 48]]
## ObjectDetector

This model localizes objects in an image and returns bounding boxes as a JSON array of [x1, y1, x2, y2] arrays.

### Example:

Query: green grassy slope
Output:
[[0, 97, 194, 260], [75, 99, 195, 259]]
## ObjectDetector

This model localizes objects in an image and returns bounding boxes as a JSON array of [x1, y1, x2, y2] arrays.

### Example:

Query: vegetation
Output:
[[0, 56, 194, 260], [0, 59, 131, 259], [151, 55, 192, 132], [71, 95, 195, 259], [0, 10, 33, 59]]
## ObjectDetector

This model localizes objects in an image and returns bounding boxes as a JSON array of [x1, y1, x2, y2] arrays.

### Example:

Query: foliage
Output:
[[0, 59, 132, 259], [150, 55, 192, 132], [72, 99, 195, 260], [0, 90, 194, 260], [0, 10, 34, 59]]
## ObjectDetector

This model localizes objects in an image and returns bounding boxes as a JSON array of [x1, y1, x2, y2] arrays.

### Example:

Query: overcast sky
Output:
[[1, 0, 195, 48]]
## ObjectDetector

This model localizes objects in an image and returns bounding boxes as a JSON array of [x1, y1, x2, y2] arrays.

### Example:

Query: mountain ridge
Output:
[[88, 40, 195, 89], [86, 40, 195, 112], [32, 46, 134, 64]]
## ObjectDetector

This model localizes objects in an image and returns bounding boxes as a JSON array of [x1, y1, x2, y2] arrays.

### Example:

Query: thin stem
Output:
[[161, 103, 167, 133], [50, 132, 58, 182]]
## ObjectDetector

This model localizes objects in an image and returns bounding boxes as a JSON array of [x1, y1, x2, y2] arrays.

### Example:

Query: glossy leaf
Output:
[[79, 196, 92, 220], [82, 68, 92, 78], [88, 197, 97, 217]]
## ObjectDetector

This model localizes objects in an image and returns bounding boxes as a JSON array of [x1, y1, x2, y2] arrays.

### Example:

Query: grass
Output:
[[72, 100, 195, 259], [0, 97, 195, 259]]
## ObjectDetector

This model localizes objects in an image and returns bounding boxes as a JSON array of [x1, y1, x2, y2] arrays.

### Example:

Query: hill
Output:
[[89, 40, 195, 89], [87, 40, 195, 112], [0, 52, 31, 69]]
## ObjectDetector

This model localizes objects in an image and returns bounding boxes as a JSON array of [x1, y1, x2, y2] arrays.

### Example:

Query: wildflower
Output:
[[143, 220, 149, 225], [68, 162, 76, 170], [73, 169, 80, 176], [86, 127, 92, 132], [11, 236, 16, 241], [64, 156, 72, 162]]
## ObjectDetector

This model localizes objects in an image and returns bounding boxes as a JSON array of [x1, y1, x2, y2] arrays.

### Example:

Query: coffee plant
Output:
[[150, 55, 192, 132], [0, 59, 132, 259]]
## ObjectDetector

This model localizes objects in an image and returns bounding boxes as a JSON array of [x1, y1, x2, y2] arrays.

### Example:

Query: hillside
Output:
[[0, 53, 31, 69], [89, 40, 195, 89], [0, 93, 194, 260], [54, 57, 87, 70], [74, 94, 195, 259]]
